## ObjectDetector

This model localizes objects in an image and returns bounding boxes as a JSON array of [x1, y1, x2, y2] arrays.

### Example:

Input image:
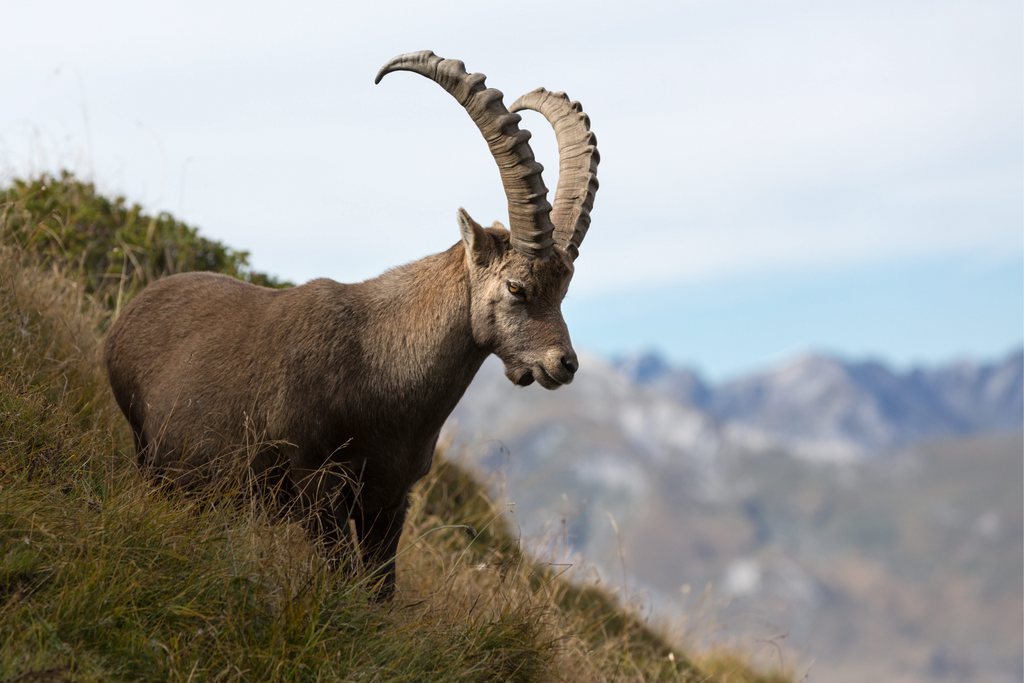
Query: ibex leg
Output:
[[355, 495, 410, 601]]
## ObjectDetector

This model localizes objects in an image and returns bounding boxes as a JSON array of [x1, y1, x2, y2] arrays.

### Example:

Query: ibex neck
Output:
[[357, 242, 487, 411]]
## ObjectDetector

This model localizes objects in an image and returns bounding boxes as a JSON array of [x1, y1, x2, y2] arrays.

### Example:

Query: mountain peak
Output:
[[776, 352, 851, 380], [612, 347, 1022, 456], [614, 350, 674, 383]]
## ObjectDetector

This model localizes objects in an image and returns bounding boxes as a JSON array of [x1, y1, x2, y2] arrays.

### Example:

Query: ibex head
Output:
[[376, 52, 600, 390], [457, 209, 576, 388]]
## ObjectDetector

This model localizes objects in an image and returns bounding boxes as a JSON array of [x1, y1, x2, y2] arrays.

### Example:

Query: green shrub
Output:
[[0, 172, 286, 314]]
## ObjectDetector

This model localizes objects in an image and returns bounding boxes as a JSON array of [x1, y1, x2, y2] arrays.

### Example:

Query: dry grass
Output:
[[0, 178, 790, 682]]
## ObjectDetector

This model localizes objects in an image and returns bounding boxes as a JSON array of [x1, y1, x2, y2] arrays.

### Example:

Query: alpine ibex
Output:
[[104, 51, 600, 598]]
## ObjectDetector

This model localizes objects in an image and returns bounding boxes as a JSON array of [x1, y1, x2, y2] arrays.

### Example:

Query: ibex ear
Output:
[[457, 208, 493, 266]]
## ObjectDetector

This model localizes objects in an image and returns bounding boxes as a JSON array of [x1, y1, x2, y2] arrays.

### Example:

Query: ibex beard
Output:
[[104, 51, 599, 600]]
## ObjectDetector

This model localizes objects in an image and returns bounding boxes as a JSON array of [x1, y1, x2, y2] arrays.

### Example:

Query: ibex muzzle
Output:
[[104, 51, 600, 599]]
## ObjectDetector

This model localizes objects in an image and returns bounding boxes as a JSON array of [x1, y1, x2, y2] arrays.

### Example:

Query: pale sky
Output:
[[2, 0, 1021, 378]]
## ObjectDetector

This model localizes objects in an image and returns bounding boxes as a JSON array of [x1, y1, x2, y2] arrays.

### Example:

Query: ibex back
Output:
[[104, 51, 600, 598]]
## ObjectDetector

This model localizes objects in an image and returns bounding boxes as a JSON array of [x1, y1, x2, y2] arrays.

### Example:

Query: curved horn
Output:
[[511, 88, 599, 261], [376, 51, 555, 257]]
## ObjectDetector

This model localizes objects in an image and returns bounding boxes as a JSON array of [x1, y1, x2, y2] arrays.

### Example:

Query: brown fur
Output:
[[104, 217, 576, 597]]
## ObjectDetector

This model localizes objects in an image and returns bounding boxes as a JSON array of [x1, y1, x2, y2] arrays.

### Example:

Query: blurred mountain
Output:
[[448, 353, 726, 560], [447, 346, 1024, 683], [616, 347, 1023, 458], [615, 351, 713, 407]]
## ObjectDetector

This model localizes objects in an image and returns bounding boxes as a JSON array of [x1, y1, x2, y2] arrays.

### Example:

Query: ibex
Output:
[[104, 51, 600, 598]]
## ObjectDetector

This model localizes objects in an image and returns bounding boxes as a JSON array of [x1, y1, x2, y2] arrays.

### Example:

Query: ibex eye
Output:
[[507, 281, 524, 297]]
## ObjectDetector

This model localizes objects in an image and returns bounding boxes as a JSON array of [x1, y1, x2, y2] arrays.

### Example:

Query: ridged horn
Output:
[[510, 88, 599, 261], [375, 51, 555, 257]]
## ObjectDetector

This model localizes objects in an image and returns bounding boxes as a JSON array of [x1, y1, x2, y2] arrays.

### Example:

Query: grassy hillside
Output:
[[0, 173, 789, 682]]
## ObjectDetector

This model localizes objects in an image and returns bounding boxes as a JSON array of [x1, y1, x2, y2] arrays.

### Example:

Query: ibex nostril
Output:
[[561, 354, 579, 375]]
